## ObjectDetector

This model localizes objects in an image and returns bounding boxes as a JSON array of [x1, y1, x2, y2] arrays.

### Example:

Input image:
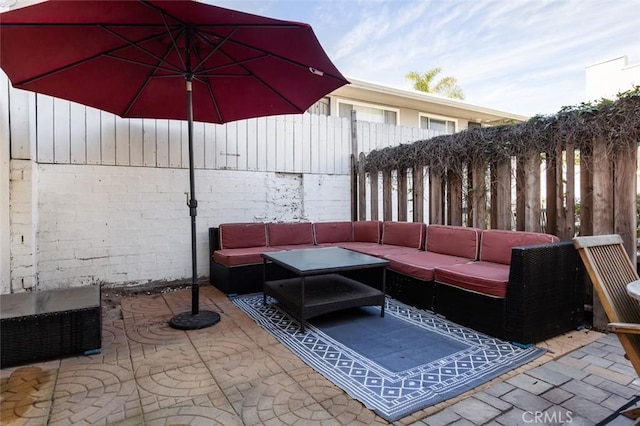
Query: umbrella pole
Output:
[[169, 78, 220, 330]]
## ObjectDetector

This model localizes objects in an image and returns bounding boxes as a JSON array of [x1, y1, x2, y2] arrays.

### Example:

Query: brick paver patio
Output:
[[2, 285, 639, 425]]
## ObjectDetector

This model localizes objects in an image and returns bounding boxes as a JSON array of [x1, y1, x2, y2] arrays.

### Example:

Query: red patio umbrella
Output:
[[0, 0, 348, 329]]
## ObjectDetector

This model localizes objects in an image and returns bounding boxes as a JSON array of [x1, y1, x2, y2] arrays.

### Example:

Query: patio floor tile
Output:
[[204, 347, 286, 391], [49, 377, 141, 426], [561, 395, 614, 422], [1, 365, 56, 426], [448, 397, 501, 424], [505, 373, 554, 395], [560, 379, 611, 403], [3, 285, 640, 425], [500, 388, 553, 412]]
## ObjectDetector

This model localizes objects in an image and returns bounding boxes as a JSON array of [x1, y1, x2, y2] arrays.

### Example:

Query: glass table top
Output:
[[261, 247, 389, 275]]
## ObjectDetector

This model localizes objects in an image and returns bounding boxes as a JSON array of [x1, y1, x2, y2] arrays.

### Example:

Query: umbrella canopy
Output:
[[0, 0, 348, 329], [0, 0, 348, 123]]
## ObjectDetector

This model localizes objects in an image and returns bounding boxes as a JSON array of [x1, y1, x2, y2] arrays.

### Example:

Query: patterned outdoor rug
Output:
[[232, 294, 545, 422]]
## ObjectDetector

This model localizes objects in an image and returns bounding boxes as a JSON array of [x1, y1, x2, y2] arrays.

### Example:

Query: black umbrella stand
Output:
[[169, 77, 221, 330]]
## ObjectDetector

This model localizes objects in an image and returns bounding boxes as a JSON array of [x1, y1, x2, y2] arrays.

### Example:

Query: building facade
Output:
[[586, 56, 640, 101]]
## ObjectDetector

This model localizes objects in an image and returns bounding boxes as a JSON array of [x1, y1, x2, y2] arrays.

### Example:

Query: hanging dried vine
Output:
[[364, 86, 640, 173]]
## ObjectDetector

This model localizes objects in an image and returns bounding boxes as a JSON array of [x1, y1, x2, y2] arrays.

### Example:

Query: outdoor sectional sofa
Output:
[[209, 221, 583, 344]]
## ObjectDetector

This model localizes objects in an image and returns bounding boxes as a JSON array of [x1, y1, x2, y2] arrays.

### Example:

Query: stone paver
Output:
[[472, 392, 513, 411], [422, 409, 461, 425], [448, 397, 501, 424], [544, 359, 590, 380], [500, 388, 553, 412], [525, 365, 572, 387], [541, 387, 573, 405], [560, 379, 611, 403], [505, 373, 554, 395], [483, 382, 515, 398], [562, 395, 614, 423], [2, 285, 640, 426]]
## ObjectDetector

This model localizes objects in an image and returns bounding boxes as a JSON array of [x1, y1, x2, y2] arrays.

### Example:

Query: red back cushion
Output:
[[219, 223, 267, 249], [353, 221, 381, 243], [426, 225, 480, 259], [381, 222, 425, 249], [480, 230, 559, 265], [267, 222, 314, 246], [314, 222, 353, 244]]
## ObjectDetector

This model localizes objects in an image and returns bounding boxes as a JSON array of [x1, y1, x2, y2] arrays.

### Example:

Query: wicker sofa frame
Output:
[[434, 241, 584, 342], [209, 222, 584, 344]]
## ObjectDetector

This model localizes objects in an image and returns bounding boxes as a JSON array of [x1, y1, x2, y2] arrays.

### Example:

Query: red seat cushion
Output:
[[480, 230, 559, 265], [267, 222, 314, 247], [426, 225, 480, 260], [385, 251, 474, 282], [314, 222, 353, 244], [382, 222, 425, 249], [213, 247, 282, 267], [219, 223, 267, 249], [434, 261, 511, 298], [353, 221, 381, 243]]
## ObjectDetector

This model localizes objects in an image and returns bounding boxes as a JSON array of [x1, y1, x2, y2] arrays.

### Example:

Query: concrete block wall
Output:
[[7, 162, 351, 292]]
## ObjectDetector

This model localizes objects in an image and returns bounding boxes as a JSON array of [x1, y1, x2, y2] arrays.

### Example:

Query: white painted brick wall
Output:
[[302, 174, 351, 222], [9, 160, 38, 292], [8, 162, 353, 291]]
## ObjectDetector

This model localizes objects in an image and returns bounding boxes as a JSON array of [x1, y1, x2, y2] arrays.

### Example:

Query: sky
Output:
[[212, 0, 640, 117]]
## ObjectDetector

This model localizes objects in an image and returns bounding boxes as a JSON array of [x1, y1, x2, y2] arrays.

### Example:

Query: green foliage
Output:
[[406, 67, 465, 100]]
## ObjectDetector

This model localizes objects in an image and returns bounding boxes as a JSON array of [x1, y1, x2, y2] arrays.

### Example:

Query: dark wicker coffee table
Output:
[[261, 247, 388, 331], [1, 286, 102, 367]]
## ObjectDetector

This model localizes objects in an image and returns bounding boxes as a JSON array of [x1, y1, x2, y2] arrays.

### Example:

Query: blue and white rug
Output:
[[232, 294, 545, 422]]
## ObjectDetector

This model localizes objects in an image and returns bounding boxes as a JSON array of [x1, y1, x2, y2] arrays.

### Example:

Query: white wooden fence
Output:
[[7, 83, 438, 174]]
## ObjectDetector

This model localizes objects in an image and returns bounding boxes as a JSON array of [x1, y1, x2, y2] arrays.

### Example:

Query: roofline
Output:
[[344, 76, 530, 123]]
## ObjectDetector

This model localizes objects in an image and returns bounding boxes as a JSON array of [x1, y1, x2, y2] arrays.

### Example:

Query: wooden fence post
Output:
[[382, 170, 392, 221], [516, 158, 525, 231], [412, 165, 424, 223], [491, 159, 512, 230], [580, 148, 593, 236], [523, 153, 541, 232], [546, 151, 557, 235], [614, 145, 638, 261], [370, 171, 379, 221], [592, 137, 614, 330], [466, 163, 473, 227], [448, 170, 463, 226], [472, 162, 487, 229], [398, 168, 408, 221], [429, 169, 443, 224]]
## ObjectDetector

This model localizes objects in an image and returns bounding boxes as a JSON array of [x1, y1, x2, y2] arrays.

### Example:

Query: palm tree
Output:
[[406, 67, 465, 99]]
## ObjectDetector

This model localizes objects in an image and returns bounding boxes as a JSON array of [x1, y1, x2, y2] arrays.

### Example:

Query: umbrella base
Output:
[[169, 310, 220, 330]]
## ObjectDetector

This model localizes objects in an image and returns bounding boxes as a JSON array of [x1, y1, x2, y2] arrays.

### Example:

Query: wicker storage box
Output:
[[1, 286, 102, 367]]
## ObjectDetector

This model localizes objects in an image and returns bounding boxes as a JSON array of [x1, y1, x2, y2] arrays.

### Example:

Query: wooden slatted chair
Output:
[[573, 235, 640, 377]]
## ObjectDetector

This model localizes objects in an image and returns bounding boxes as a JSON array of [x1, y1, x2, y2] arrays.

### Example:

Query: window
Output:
[[419, 113, 457, 134], [338, 100, 398, 125], [307, 97, 330, 116]]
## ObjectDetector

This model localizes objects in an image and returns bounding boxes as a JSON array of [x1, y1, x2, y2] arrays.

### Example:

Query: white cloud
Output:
[[211, 0, 640, 116]]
